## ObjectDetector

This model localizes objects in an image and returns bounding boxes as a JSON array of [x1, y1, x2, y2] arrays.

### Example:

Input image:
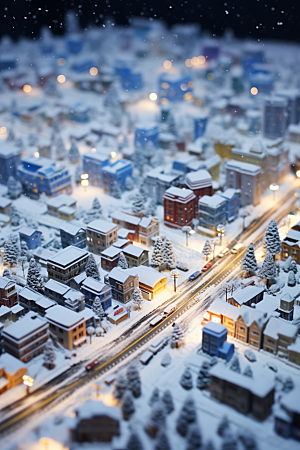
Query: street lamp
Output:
[[81, 173, 89, 191], [23, 374, 34, 394], [288, 211, 295, 229], [182, 226, 195, 247], [269, 183, 279, 201], [211, 240, 219, 259], [170, 269, 181, 292], [216, 224, 226, 245]]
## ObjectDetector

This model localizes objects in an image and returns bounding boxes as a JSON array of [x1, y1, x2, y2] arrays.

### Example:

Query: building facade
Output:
[[111, 212, 159, 247], [219, 188, 241, 222], [19, 226, 42, 250], [60, 222, 86, 249], [163, 187, 196, 229], [101, 160, 133, 195], [47, 246, 89, 285], [0, 144, 22, 185], [262, 97, 288, 139], [46, 305, 87, 350], [86, 219, 118, 255], [198, 194, 227, 233], [81, 277, 112, 310], [185, 169, 213, 204], [108, 267, 138, 304], [226, 160, 262, 207], [0, 277, 17, 308], [202, 322, 234, 362], [82, 152, 110, 188]]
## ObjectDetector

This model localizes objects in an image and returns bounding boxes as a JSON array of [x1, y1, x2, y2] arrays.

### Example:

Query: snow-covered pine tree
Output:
[[122, 390, 135, 420], [290, 260, 298, 274], [134, 148, 147, 175], [111, 182, 122, 199], [288, 270, 296, 287], [3, 239, 18, 267], [118, 252, 129, 269], [114, 374, 127, 400], [10, 206, 21, 227], [241, 243, 258, 276], [69, 140, 80, 163], [167, 111, 177, 136], [171, 323, 184, 348], [263, 219, 281, 257], [6, 128, 15, 141], [20, 240, 30, 259], [196, 361, 210, 389], [74, 166, 83, 185], [43, 338, 56, 369], [92, 197, 102, 213], [86, 254, 100, 280], [104, 83, 119, 110], [2, 268, 10, 278], [125, 176, 134, 190], [180, 367, 193, 390], [186, 424, 202, 450], [7, 176, 22, 199], [28, 133, 38, 146], [147, 198, 157, 216], [259, 252, 277, 288], [15, 137, 24, 148], [238, 433, 258, 450], [217, 416, 230, 437], [163, 237, 176, 269], [283, 256, 292, 273], [202, 240, 212, 261], [149, 387, 160, 406], [155, 430, 171, 450], [132, 193, 145, 216], [126, 432, 144, 450], [176, 397, 197, 437], [27, 257, 44, 291], [151, 237, 165, 272], [222, 432, 238, 450], [230, 355, 241, 373], [162, 389, 174, 414], [92, 296, 106, 319], [243, 366, 253, 378], [283, 376, 294, 393], [127, 364, 141, 398], [130, 287, 143, 310], [51, 238, 61, 250], [145, 401, 166, 438], [139, 183, 148, 202], [55, 136, 66, 160], [151, 150, 165, 168]]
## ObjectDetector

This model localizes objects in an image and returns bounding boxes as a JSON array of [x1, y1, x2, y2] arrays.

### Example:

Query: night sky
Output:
[[0, 0, 299, 42]]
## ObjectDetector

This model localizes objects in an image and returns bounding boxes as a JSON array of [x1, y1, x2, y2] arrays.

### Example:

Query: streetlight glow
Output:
[[149, 93, 157, 101], [57, 75, 66, 83], [90, 67, 98, 76], [34, 151, 40, 158], [23, 85, 32, 93], [163, 60, 172, 69], [251, 87, 258, 95], [110, 151, 117, 159], [0, 127, 7, 134], [296, 170, 300, 178], [23, 375, 34, 387]]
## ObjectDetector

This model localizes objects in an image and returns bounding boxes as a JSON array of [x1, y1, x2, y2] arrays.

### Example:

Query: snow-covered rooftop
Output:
[[101, 246, 121, 258], [232, 285, 265, 305], [226, 160, 261, 175], [199, 194, 226, 208], [82, 277, 107, 293], [75, 399, 121, 420], [47, 194, 76, 209], [164, 186, 195, 199], [220, 188, 240, 200], [264, 317, 298, 340], [45, 305, 84, 328], [185, 169, 212, 184], [48, 246, 88, 268], [111, 211, 141, 225], [87, 219, 117, 233], [203, 321, 226, 334], [19, 225, 39, 237], [60, 221, 85, 235], [0, 197, 11, 208], [280, 387, 300, 414], [127, 266, 168, 288], [0, 276, 13, 289], [0, 352, 26, 376], [123, 244, 146, 258], [109, 267, 133, 283], [44, 279, 70, 295], [3, 314, 48, 341]]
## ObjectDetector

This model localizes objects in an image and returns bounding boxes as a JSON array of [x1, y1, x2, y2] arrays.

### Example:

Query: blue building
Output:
[[203, 45, 219, 61], [114, 61, 143, 91], [66, 33, 83, 54], [83, 152, 110, 188], [0, 57, 17, 71], [198, 194, 227, 232], [69, 103, 92, 123], [71, 58, 95, 73], [172, 155, 197, 174], [194, 115, 208, 140], [135, 123, 159, 149], [19, 226, 42, 250], [60, 222, 86, 249], [102, 160, 133, 194], [159, 73, 193, 103], [219, 188, 241, 222], [202, 321, 234, 362], [248, 73, 274, 95], [0, 144, 22, 185], [17, 156, 72, 199], [81, 277, 112, 310]]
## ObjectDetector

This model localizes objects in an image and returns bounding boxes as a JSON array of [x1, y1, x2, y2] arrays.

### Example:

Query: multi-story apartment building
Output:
[[144, 167, 182, 205], [163, 187, 196, 229], [45, 305, 86, 350], [111, 212, 159, 247], [82, 151, 109, 188], [101, 160, 133, 195], [81, 277, 112, 310], [262, 96, 288, 139], [0, 144, 22, 185], [60, 222, 86, 249], [2, 313, 49, 362], [185, 169, 213, 203], [47, 246, 89, 285], [198, 194, 227, 233], [86, 219, 118, 255], [108, 267, 138, 304], [0, 277, 17, 308], [225, 160, 262, 207], [44, 278, 85, 311], [122, 244, 149, 268]]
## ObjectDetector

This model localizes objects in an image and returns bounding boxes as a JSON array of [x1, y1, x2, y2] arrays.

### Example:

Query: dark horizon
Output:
[[0, 0, 299, 44]]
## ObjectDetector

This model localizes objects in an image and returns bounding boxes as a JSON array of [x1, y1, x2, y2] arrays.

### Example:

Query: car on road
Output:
[[218, 248, 229, 258], [163, 305, 176, 317], [140, 350, 154, 365], [150, 314, 164, 327], [202, 262, 212, 272], [231, 243, 244, 254], [189, 271, 201, 281], [85, 359, 99, 371]]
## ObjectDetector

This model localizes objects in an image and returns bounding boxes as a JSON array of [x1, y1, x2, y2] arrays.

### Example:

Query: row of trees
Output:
[[152, 237, 176, 271]]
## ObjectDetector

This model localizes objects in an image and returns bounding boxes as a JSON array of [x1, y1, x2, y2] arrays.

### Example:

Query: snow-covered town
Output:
[[1, 6, 300, 450]]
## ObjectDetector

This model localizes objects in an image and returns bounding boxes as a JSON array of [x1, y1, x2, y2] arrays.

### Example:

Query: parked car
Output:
[[202, 262, 212, 272], [140, 350, 153, 365], [85, 359, 99, 371], [150, 314, 164, 327], [231, 243, 244, 254], [218, 248, 229, 258], [189, 270, 201, 281]]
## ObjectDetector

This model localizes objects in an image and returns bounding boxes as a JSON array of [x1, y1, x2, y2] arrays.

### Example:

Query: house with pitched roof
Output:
[[235, 305, 269, 349], [263, 317, 298, 357]]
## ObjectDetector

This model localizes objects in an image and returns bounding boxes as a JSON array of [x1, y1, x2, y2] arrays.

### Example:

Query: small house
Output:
[[46, 305, 87, 350], [60, 222, 86, 249], [198, 194, 227, 234], [202, 322, 234, 362], [122, 244, 149, 268], [108, 267, 138, 304], [69, 103, 92, 123], [0, 353, 27, 396], [101, 160, 133, 195], [81, 277, 112, 310], [127, 266, 168, 300], [263, 317, 298, 357], [219, 188, 241, 222], [228, 285, 265, 308], [19, 226, 42, 250], [0, 197, 12, 216], [0, 277, 17, 308], [47, 194, 77, 218], [107, 303, 129, 325]]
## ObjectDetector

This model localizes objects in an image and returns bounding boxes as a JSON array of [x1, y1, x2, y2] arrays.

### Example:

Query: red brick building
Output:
[[163, 187, 196, 229], [0, 277, 17, 308], [185, 169, 213, 203]]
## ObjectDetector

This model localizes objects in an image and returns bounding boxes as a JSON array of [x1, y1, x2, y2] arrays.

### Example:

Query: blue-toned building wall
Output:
[[101, 160, 133, 194], [81, 285, 112, 310], [135, 125, 159, 149], [158, 73, 193, 103], [220, 192, 241, 222], [60, 230, 86, 249], [202, 326, 227, 356], [198, 201, 227, 231], [194, 116, 208, 140], [66, 35, 83, 54], [19, 230, 42, 250], [0, 151, 22, 185], [83, 154, 110, 188]]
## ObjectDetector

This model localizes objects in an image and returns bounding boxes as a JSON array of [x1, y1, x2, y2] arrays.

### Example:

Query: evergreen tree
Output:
[[27, 257, 44, 290], [134, 148, 147, 174], [147, 198, 157, 216], [151, 237, 165, 272], [202, 240, 212, 261], [10, 206, 21, 227], [217, 416, 230, 437], [69, 140, 80, 163], [290, 259, 298, 274], [263, 219, 281, 256], [51, 238, 61, 250], [164, 238, 176, 269], [222, 432, 238, 450], [85, 254, 100, 280], [186, 424, 202, 450], [126, 432, 144, 450], [171, 323, 184, 348], [92, 296, 106, 319], [20, 240, 30, 259], [238, 433, 258, 450], [180, 367, 193, 390], [130, 287, 143, 310], [132, 193, 146, 216], [6, 128, 15, 141], [74, 166, 83, 185], [28, 133, 38, 146], [111, 182, 122, 199], [149, 387, 160, 406], [3, 238, 18, 267], [230, 355, 241, 373], [2, 268, 10, 278], [196, 361, 210, 389], [241, 243, 258, 275], [259, 252, 277, 288], [162, 389, 174, 414], [127, 364, 141, 398], [283, 256, 292, 273], [15, 137, 24, 148], [176, 397, 197, 437], [288, 270, 296, 287], [122, 390, 135, 420], [155, 430, 171, 450], [145, 401, 167, 438], [92, 197, 102, 213], [243, 366, 253, 378], [104, 83, 120, 110], [151, 150, 165, 168], [139, 183, 148, 202], [114, 374, 128, 400], [118, 252, 129, 269], [167, 111, 177, 136], [125, 176, 134, 191], [7, 176, 22, 199], [55, 136, 66, 160], [43, 338, 56, 369]]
